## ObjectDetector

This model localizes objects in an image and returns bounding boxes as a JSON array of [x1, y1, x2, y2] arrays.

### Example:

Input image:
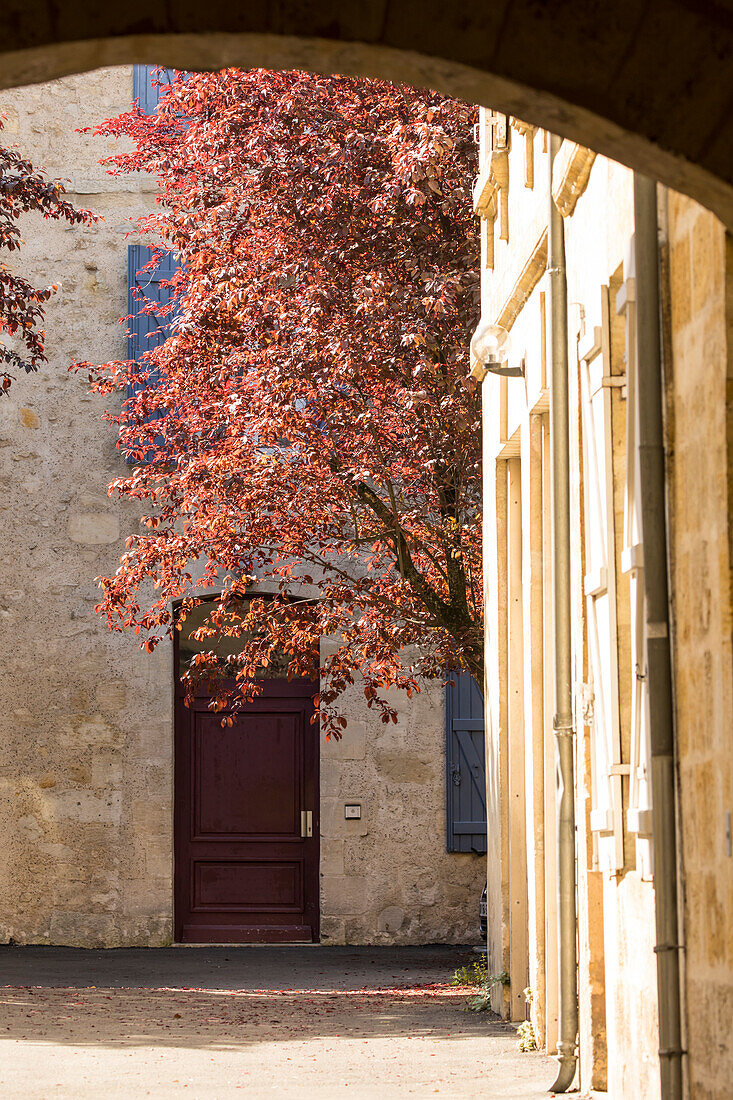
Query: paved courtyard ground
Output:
[[0, 946, 556, 1099]]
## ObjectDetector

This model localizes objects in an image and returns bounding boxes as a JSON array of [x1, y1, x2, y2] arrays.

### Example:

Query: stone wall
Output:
[[666, 194, 733, 1099], [320, 670, 483, 945], [475, 119, 730, 1098], [0, 68, 484, 947], [563, 156, 660, 1099], [0, 68, 172, 946]]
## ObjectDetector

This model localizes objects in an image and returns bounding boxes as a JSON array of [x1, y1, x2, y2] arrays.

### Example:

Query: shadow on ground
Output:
[[0, 945, 499, 1051], [0, 986, 509, 1050], [0, 944, 475, 990], [0, 947, 558, 1098]]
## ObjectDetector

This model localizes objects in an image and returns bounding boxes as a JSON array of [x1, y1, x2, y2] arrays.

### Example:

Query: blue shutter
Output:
[[125, 244, 179, 464], [446, 671, 487, 853], [133, 65, 176, 116]]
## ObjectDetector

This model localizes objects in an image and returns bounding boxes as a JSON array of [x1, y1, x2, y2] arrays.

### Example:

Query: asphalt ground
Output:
[[0, 944, 477, 990], [0, 945, 558, 1099]]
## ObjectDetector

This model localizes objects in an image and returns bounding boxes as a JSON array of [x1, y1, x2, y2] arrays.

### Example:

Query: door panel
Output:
[[175, 679, 320, 943], [194, 713, 300, 837], [193, 860, 303, 909]]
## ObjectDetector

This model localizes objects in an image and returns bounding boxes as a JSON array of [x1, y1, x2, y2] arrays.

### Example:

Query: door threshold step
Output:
[[172, 942, 322, 947]]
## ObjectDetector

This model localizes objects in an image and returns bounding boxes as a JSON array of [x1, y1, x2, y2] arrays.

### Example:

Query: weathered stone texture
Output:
[[0, 68, 483, 948], [0, 68, 173, 948], [666, 193, 733, 1098], [480, 118, 732, 1099], [320, 672, 483, 944]]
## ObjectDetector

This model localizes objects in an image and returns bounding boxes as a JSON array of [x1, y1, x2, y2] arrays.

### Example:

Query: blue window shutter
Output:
[[446, 671, 487, 853], [133, 65, 177, 116], [125, 244, 179, 464]]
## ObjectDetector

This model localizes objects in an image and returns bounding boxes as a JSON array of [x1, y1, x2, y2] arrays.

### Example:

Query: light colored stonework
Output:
[[478, 106, 733, 1099], [0, 68, 483, 949], [320, 672, 482, 945], [665, 194, 733, 1100]]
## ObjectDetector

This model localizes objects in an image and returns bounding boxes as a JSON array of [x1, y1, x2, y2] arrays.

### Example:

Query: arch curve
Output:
[[1, 5, 733, 223]]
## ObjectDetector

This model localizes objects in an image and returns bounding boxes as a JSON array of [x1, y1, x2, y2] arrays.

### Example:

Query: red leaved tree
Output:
[[83, 69, 482, 735], [1, 123, 96, 392]]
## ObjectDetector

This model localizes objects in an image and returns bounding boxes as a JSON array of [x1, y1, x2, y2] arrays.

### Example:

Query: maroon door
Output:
[[174, 678, 320, 943]]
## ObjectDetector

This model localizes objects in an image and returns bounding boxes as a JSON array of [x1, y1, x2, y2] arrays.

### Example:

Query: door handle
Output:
[[300, 810, 313, 838]]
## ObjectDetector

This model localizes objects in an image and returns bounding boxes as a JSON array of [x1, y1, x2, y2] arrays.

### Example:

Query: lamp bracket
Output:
[[486, 362, 525, 378]]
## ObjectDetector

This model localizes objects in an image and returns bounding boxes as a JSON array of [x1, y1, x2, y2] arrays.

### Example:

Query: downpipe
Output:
[[633, 175, 684, 1100], [548, 133, 579, 1094]]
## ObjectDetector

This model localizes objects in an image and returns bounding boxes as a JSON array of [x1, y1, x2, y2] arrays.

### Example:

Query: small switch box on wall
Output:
[[344, 803, 361, 819]]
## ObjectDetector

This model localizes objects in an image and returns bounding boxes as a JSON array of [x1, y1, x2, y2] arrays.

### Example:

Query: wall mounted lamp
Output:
[[469, 317, 525, 380]]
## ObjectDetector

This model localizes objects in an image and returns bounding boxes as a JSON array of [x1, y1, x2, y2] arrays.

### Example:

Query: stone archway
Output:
[[1, 2, 733, 224]]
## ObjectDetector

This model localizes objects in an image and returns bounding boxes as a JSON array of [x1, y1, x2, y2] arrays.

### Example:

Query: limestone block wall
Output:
[[0, 67, 484, 948], [479, 125, 672, 1095], [666, 193, 733, 1099], [320, 672, 483, 945], [0, 69, 173, 947]]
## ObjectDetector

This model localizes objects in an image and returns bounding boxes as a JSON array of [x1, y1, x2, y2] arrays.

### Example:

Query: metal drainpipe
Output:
[[633, 174, 684, 1100], [548, 132, 579, 1094]]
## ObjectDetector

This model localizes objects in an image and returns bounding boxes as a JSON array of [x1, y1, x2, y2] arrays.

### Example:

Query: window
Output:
[[445, 670, 487, 853], [125, 244, 180, 464], [126, 70, 185, 464], [133, 65, 176, 116], [175, 596, 319, 682], [616, 239, 653, 879], [579, 286, 625, 873]]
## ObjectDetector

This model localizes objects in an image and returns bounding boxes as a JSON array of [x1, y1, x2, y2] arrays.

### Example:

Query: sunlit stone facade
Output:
[[476, 114, 733, 1098]]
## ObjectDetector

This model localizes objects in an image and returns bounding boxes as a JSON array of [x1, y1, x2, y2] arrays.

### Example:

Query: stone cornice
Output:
[[552, 140, 597, 217], [473, 166, 497, 216], [496, 229, 548, 332], [470, 230, 548, 381], [510, 118, 534, 138], [511, 117, 537, 188]]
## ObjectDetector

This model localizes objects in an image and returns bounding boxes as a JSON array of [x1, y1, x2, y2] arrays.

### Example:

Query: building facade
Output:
[[2, 57, 732, 1100], [0, 67, 485, 949], [475, 115, 733, 1097]]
